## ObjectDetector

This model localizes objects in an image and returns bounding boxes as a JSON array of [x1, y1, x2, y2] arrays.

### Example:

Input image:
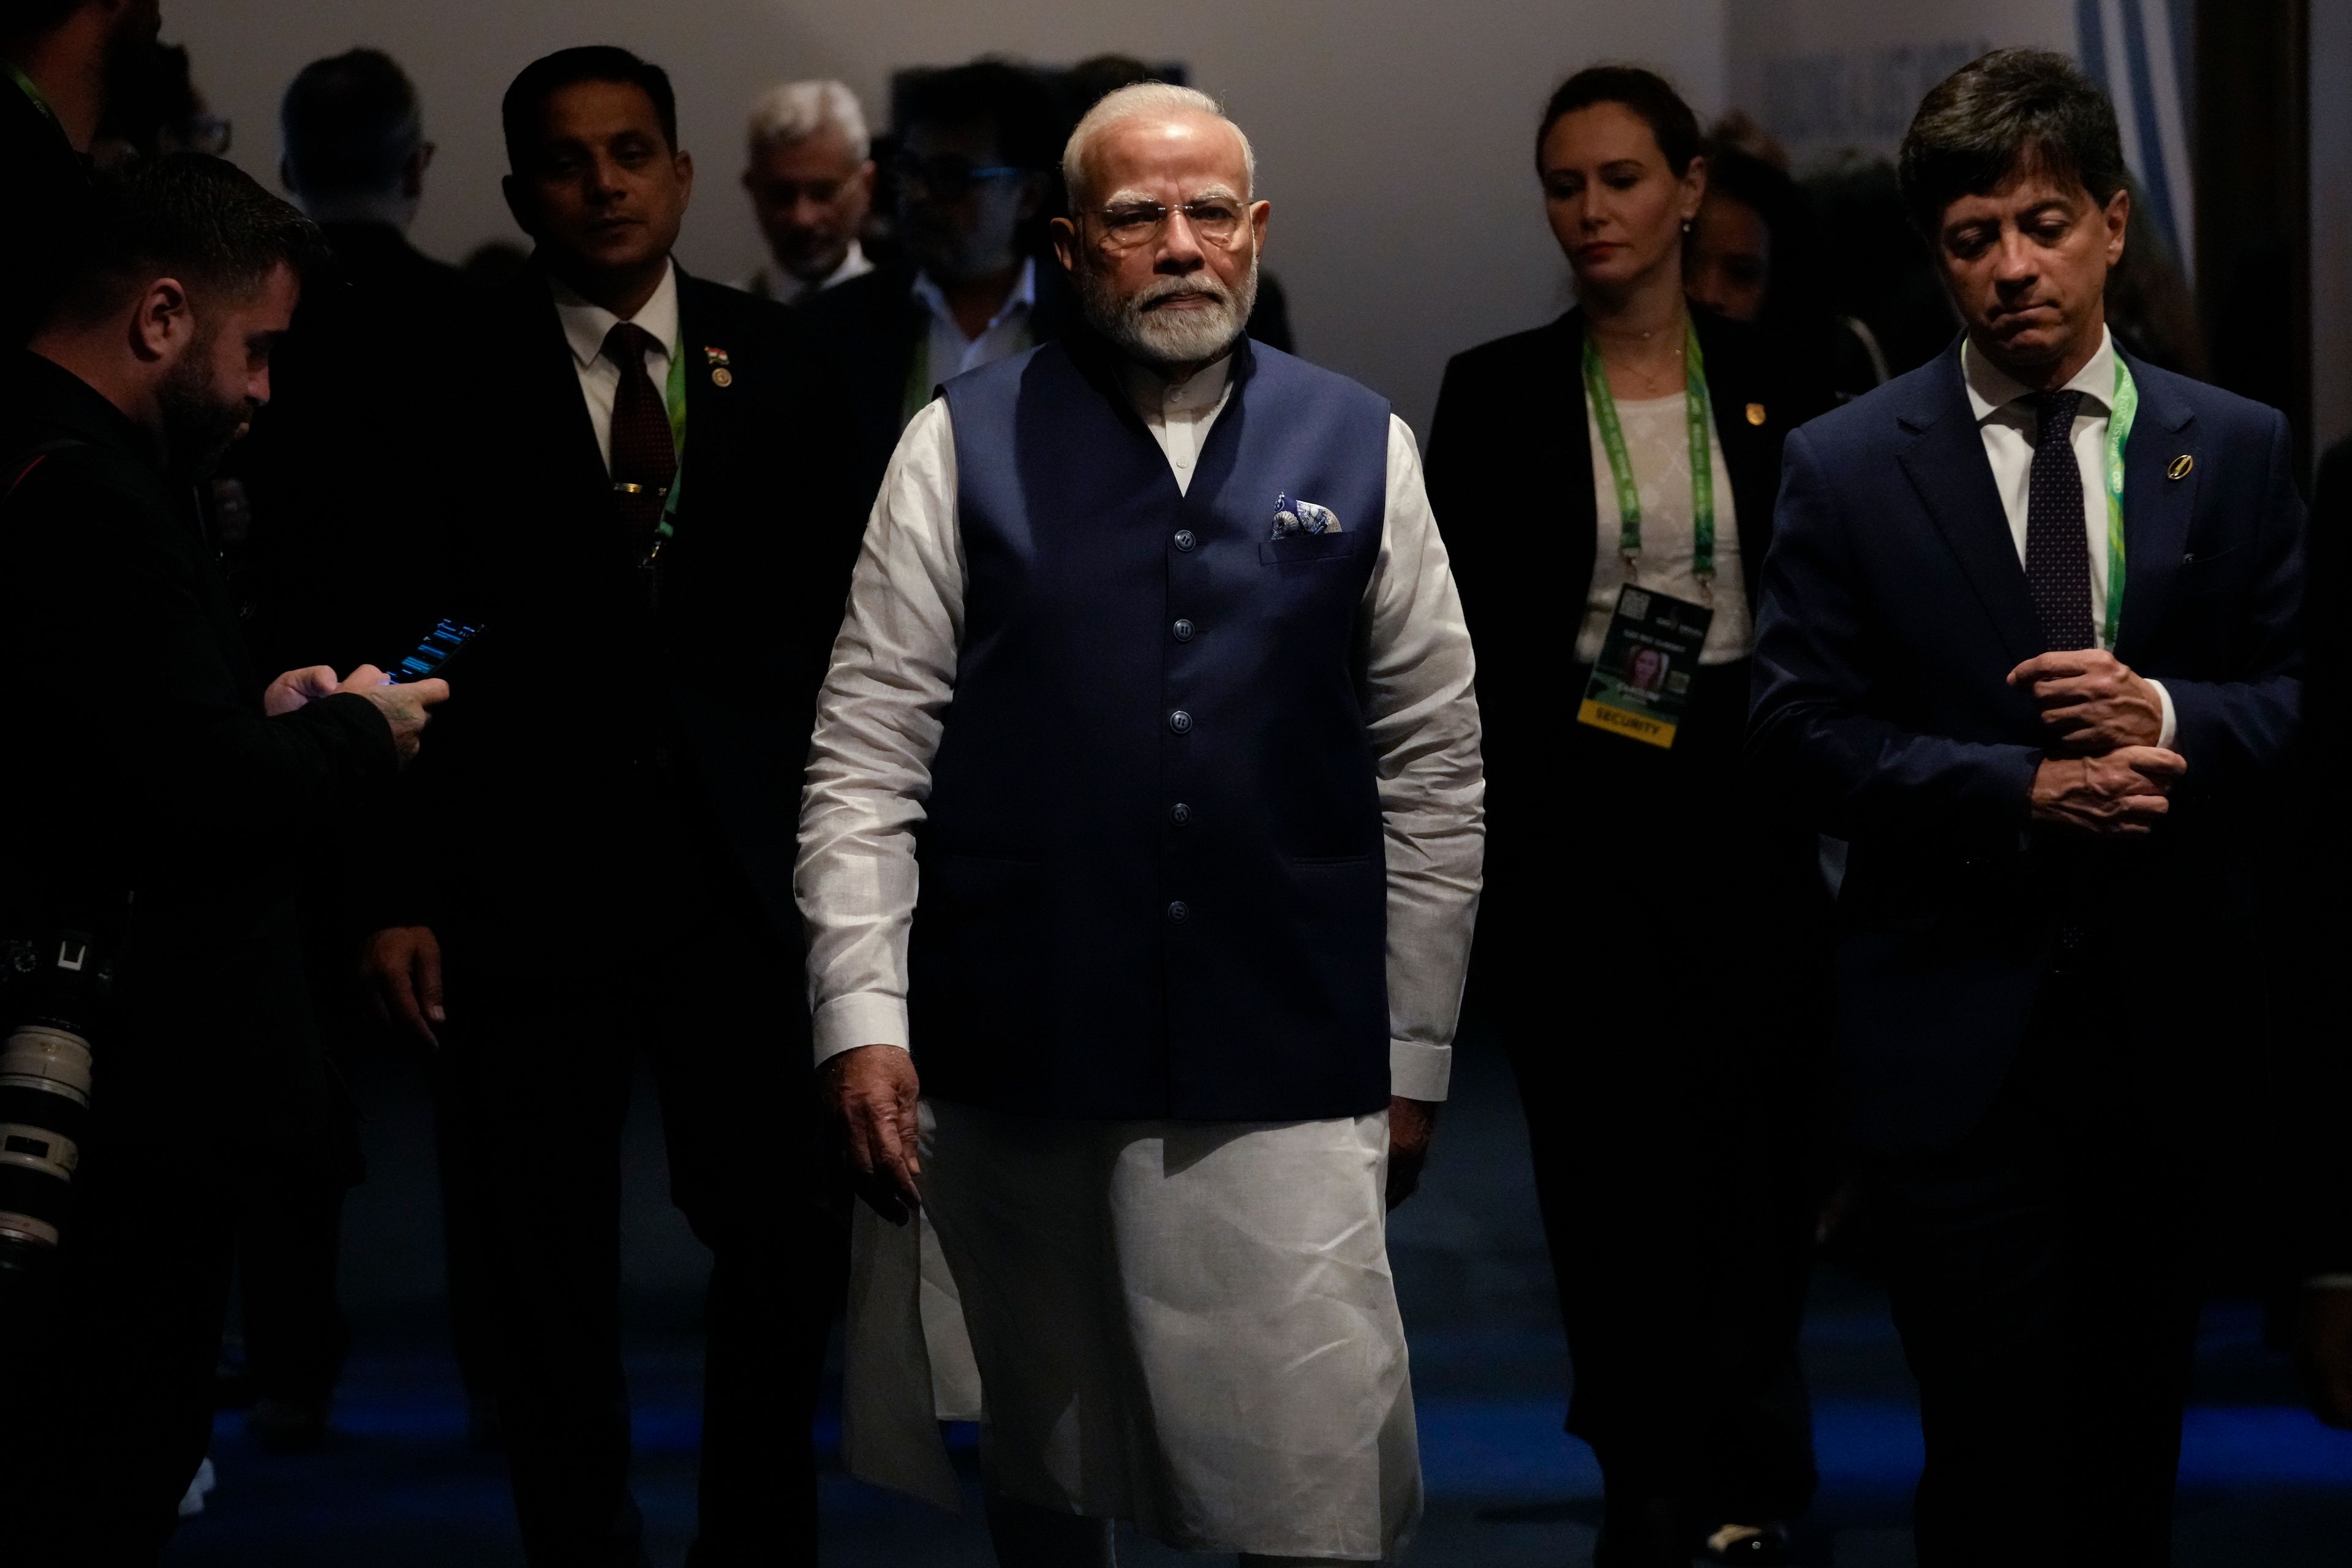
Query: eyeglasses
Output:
[[890, 153, 1024, 199], [1085, 198, 1248, 252]]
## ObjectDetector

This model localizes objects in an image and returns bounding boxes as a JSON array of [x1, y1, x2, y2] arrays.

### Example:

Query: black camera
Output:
[[0, 929, 112, 1275]]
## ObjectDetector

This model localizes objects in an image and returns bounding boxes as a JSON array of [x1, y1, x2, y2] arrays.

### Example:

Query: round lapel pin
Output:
[[711, 367, 734, 388], [1745, 402, 1766, 426], [2167, 454, 2192, 480]]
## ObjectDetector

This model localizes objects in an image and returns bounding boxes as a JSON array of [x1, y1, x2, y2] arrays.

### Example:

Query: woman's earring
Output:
[[1682, 218, 1694, 233]]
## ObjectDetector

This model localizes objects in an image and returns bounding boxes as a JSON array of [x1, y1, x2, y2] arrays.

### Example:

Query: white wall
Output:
[[1725, 0, 2074, 171], [172, 0, 1727, 435]]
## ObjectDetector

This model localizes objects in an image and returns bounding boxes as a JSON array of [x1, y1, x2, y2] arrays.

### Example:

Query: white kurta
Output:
[[798, 344, 1483, 1559]]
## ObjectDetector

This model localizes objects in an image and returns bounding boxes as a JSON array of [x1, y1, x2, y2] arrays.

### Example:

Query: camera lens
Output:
[[0, 1022, 94, 1271]]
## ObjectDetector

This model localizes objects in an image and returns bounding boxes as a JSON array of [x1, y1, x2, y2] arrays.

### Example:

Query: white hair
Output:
[[746, 79, 870, 162], [1061, 81, 1255, 209]]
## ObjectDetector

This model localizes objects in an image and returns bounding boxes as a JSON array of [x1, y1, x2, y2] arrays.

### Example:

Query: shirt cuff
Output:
[[2308, 1275, 2352, 1290], [2150, 679, 2177, 750], [1390, 1039, 1453, 1102], [812, 992, 909, 1068]]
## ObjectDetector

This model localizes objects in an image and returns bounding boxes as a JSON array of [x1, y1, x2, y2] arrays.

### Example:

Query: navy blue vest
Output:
[[913, 336, 1392, 1121]]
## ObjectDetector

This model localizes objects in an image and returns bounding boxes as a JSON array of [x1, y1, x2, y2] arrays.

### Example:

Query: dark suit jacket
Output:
[[233, 222, 476, 677], [0, 352, 399, 1167], [1747, 339, 2304, 1150], [1427, 308, 1832, 991], [2, 72, 88, 350], [801, 257, 1080, 511], [385, 261, 865, 959]]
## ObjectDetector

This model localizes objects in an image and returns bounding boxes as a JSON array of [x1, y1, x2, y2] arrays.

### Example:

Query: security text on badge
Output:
[[1577, 583, 1713, 750]]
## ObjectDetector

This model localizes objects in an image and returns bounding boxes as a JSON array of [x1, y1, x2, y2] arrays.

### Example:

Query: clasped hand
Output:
[[2008, 649, 2184, 837]]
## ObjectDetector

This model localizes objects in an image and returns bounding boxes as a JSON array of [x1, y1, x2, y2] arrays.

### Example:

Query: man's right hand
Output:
[[826, 1043, 924, 1225], [2028, 746, 2187, 836], [333, 665, 448, 765], [363, 925, 445, 1048]]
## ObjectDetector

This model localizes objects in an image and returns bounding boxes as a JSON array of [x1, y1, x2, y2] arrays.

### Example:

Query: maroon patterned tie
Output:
[[603, 321, 674, 536]]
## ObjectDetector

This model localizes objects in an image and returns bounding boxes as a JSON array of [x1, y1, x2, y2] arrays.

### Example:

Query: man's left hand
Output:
[[263, 665, 343, 717], [1387, 1096, 1439, 1210], [2007, 649, 2164, 755], [2299, 1285, 2352, 1429]]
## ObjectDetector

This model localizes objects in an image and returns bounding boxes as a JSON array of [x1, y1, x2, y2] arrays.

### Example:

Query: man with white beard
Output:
[[797, 82, 1482, 1567]]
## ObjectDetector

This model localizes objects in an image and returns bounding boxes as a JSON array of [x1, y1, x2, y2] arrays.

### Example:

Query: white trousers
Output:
[[842, 1099, 1421, 1561]]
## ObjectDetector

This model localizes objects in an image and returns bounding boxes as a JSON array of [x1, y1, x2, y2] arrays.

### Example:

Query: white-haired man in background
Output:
[[738, 78, 874, 302], [799, 83, 1482, 1566]]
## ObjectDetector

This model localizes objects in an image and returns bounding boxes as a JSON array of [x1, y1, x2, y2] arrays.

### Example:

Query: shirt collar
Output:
[[1963, 324, 2116, 423], [775, 239, 873, 305], [912, 255, 1036, 341], [550, 258, 680, 371], [1117, 344, 1235, 417]]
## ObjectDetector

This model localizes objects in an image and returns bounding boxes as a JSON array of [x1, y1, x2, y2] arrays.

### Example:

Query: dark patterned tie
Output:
[[2023, 388, 2095, 652], [603, 322, 674, 535]]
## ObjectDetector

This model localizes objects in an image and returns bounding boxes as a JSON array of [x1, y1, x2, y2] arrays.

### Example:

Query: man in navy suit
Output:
[[1749, 50, 2302, 1567]]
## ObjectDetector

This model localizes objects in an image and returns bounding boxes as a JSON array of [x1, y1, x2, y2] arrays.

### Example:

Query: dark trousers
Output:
[[1484, 662, 1824, 1555], [239, 1174, 351, 1407], [0, 1120, 236, 1566], [1869, 966, 2203, 1567], [441, 862, 845, 1568]]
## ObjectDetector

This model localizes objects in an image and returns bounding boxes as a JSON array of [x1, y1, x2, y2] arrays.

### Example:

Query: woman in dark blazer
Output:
[[1427, 67, 1833, 1568]]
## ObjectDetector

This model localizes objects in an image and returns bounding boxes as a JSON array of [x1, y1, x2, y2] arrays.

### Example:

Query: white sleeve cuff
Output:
[[2150, 679, 2177, 750], [812, 992, 909, 1068], [1390, 1039, 1453, 1102]]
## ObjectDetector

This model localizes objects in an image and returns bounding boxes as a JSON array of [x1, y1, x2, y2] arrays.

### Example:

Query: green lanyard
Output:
[[5, 61, 55, 126], [2100, 355, 2139, 649], [1583, 315, 1715, 584], [655, 334, 687, 541]]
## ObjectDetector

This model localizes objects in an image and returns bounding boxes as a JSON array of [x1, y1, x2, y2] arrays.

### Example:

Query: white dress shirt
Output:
[[1962, 326, 2176, 747], [796, 350, 1484, 1102], [1575, 389, 1749, 666], [739, 238, 874, 304], [550, 260, 679, 472], [914, 255, 1036, 388]]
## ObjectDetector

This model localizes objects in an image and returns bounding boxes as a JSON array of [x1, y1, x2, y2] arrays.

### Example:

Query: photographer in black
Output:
[[0, 154, 445, 1564]]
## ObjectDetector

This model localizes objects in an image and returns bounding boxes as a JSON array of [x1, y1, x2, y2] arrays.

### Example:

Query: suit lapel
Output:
[[1897, 347, 2043, 665], [2111, 353, 2199, 668], [1552, 313, 1600, 603], [505, 267, 611, 516], [673, 274, 737, 531]]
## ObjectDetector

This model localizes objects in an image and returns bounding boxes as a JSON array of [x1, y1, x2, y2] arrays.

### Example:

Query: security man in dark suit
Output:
[[221, 47, 485, 1453], [0, 154, 443, 1567], [1, 0, 157, 347], [1748, 51, 2302, 1567], [358, 48, 864, 1566]]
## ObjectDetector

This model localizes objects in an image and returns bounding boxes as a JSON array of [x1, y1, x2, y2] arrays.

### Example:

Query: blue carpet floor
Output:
[[159, 1028, 2352, 1566]]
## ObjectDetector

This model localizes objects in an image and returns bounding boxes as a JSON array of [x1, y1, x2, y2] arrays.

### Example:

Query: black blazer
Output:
[[1, 76, 86, 350], [1748, 341, 2304, 1150], [389, 261, 866, 949], [801, 257, 1082, 510], [1426, 309, 1830, 971], [0, 352, 398, 1167], [233, 222, 477, 677]]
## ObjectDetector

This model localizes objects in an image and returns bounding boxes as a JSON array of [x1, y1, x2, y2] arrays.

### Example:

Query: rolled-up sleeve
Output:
[[795, 399, 966, 1066], [1362, 415, 1486, 1101]]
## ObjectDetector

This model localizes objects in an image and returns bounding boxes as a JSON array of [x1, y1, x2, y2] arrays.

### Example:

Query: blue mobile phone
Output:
[[391, 618, 483, 683]]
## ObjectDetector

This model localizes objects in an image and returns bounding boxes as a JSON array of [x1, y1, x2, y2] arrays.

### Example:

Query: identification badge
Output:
[[1577, 584, 1712, 749]]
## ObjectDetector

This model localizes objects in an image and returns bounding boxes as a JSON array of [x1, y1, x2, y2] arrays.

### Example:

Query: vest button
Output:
[[1169, 802, 1192, 826], [1172, 618, 1195, 643], [1167, 709, 1193, 734], [1167, 900, 1189, 923], [1173, 528, 1197, 552]]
